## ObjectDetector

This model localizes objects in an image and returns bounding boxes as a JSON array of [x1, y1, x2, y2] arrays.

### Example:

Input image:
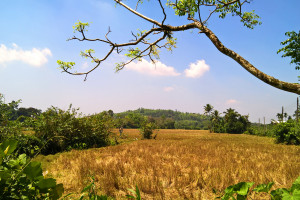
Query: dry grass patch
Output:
[[38, 129, 300, 199]]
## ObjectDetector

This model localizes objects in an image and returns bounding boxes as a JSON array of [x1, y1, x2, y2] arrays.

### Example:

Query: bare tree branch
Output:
[[158, 0, 167, 25], [115, 0, 162, 27]]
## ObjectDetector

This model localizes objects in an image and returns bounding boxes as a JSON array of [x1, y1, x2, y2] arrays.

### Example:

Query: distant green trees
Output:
[[202, 105, 250, 134], [116, 107, 250, 134], [116, 108, 208, 130], [223, 108, 250, 134]]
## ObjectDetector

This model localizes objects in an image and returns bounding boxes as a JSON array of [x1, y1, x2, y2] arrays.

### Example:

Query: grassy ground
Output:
[[36, 129, 300, 199]]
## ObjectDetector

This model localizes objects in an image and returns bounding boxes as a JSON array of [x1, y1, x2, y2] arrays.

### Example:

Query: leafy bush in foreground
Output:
[[32, 106, 114, 155], [214, 176, 300, 200], [0, 139, 63, 199]]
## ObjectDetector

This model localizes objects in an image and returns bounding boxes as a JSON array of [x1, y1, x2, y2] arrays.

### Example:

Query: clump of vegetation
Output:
[[0, 139, 64, 200], [215, 176, 300, 200], [0, 95, 42, 157], [32, 105, 114, 155], [139, 121, 157, 139], [273, 120, 300, 145], [203, 104, 250, 134]]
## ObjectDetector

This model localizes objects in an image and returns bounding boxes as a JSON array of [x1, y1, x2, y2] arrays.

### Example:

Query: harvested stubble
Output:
[[39, 129, 300, 199]]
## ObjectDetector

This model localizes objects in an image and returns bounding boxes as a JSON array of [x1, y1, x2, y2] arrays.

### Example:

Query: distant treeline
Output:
[[114, 108, 210, 130]]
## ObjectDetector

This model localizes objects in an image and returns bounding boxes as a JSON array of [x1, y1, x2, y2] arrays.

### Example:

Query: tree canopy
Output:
[[58, 0, 300, 94]]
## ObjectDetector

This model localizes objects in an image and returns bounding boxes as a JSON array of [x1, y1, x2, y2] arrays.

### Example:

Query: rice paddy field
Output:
[[36, 129, 300, 199]]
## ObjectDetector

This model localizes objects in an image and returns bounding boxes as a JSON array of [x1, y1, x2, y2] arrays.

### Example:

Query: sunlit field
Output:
[[37, 129, 300, 199]]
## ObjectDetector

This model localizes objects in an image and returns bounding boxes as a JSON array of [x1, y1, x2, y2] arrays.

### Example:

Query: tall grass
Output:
[[37, 129, 300, 199]]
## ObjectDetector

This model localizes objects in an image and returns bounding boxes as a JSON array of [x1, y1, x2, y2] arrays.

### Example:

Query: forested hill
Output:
[[118, 108, 206, 120], [115, 108, 210, 130]]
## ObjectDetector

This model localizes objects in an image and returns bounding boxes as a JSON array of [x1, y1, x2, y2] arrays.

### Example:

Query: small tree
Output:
[[139, 117, 157, 139], [223, 108, 250, 134]]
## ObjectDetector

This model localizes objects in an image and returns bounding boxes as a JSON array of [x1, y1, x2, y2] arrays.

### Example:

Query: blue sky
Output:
[[0, 0, 299, 122]]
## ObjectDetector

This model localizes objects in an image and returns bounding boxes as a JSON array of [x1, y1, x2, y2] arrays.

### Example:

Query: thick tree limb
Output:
[[62, 0, 300, 94], [191, 20, 300, 94]]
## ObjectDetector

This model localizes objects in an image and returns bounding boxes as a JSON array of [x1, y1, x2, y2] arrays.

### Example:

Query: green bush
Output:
[[273, 121, 300, 145], [215, 176, 300, 199], [32, 106, 114, 155], [139, 121, 157, 139], [0, 139, 63, 199]]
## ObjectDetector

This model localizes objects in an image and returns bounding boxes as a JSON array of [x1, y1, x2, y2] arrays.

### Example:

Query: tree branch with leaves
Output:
[[58, 0, 300, 94]]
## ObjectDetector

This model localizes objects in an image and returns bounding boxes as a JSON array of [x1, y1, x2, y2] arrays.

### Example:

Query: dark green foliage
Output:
[[223, 108, 250, 134], [117, 108, 208, 130], [278, 31, 300, 70], [139, 121, 157, 139], [0, 139, 64, 200], [215, 176, 300, 200], [0, 96, 43, 158], [17, 107, 42, 122], [32, 106, 113, 155], [273, 121, 300, 145], [124, 113, 145, 128], [174, 120, 205, 130], [245, 124, 275, 137], [202, 107, 250, 134]]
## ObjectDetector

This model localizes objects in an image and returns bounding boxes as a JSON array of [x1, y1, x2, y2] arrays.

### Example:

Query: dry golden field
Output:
[[37, 129, 300, 199]]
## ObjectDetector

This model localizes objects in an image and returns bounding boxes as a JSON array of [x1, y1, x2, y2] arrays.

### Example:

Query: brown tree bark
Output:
[[193, 21, 300, 94]]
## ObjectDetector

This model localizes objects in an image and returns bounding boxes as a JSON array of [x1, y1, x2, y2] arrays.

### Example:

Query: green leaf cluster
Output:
[[57, 60, 75, 70], [125, 47, 142, 59], [168, 0, 261, 29], [165, 37, 177, 52], [215, 176, 300, 200], [0, 139, 63, 200], [115, 62, 125, 72], [278, 31, 300, 70], [73, 21, 90, 33]]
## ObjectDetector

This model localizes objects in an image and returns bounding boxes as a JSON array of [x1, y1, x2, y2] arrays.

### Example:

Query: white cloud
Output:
[[125, 59, 180, 77], [163, 86, 175, 92], [184, 60, 210, 78], [81, 62, 89, 69], [0, 44, 52, 67], [226, 99, 238, 104]]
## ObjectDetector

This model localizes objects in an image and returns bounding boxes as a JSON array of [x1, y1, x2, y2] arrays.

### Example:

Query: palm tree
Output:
[[211, 110, 220, 133], [204, 104, 214, 132], [204, 104, 213, 116]]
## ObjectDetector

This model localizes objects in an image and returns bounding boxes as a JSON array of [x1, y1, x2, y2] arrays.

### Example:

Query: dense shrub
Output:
[[139, 121, 157, 139], [223, 108, 250, 134], [273, 121, 300, 145], [0, 139, 63, 199], [32, 106, 114, 155]]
